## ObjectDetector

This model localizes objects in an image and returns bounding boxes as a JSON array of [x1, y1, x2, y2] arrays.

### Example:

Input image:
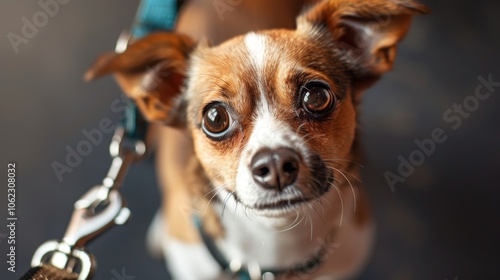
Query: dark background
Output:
[[1, 0, 499, 279]]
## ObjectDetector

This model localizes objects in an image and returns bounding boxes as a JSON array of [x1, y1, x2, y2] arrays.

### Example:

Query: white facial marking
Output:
[[247, 110, 290, 152], [244, 32, 272, 116], [244, 32, 267, 73]]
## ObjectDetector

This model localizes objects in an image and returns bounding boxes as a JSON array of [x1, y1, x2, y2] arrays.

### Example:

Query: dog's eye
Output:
[[202, 103, 232, 139], [300, 82, 336, 116]]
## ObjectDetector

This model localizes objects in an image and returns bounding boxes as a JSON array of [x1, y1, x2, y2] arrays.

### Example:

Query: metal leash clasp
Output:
[[31, 126, 146, 280]]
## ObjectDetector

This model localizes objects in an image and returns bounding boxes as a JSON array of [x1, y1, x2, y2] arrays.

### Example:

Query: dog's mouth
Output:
[[228, 193, 315, 217], [254, 196, 313, 211], [231, 172, 333, 216]]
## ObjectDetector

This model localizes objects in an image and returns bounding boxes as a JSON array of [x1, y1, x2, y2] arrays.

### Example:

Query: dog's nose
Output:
[[251, 148, 300, 191]]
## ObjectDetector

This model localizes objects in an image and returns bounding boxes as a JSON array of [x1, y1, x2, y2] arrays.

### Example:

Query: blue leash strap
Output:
[[123, 0, 179, 141], [132, 0, 178, 38]]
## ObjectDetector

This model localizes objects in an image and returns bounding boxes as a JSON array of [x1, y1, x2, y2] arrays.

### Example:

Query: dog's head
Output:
[[87, 0, 428, 218]]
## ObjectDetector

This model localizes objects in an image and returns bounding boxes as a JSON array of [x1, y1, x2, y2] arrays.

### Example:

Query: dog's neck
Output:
[[212, 186, 347, 270]]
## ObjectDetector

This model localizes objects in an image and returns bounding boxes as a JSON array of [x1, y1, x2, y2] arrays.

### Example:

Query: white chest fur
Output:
[[214, 189, 343, 271]]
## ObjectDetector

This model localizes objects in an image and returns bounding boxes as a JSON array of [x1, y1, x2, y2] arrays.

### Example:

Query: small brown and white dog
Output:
[[86, 0, 429, 279]]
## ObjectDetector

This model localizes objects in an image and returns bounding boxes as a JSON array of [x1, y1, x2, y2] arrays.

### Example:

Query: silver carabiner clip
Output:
[[31, 186, 131, 280], [64, 186, 130, 247], [31, 122, 144, 279]]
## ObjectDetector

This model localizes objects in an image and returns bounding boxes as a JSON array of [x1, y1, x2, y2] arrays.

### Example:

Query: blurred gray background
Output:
[[1, 0, 499, 279]]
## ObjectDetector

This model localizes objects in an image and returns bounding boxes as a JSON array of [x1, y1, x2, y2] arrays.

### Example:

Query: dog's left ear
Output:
[[298, 0, 429, 81], [85, 32, 195, 127]]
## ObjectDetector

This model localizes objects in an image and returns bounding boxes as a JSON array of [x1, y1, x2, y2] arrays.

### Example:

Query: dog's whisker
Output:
[[304, 204, 315, 240], [287, 213, 306, 232], [203, 187, 220, 198], [315, 192, 326, 213], [277, 211, 304, 233], [276, 219, 295, 233], [232, 194, 238, 221], [328, 165, 362, 184], [284, 210, 303, 231], [208, 172, 225, 184], [203, 186, 226, 215], [276, 211, 301, 233], [331, 167, 358, 212], [221, 191, 234, 218], [244, 205, 253, 221], [203, 172, 226, 198], [333, 185, 344, 227], [309, 201, 326, 225], [203, 182, 226, 200], [318, 193, 332, 208], [322, 158, 364, 168], [308, 210, 314, 241]]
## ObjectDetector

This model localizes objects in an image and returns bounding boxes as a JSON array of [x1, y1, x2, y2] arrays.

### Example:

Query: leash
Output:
[[20, 1, 178, 279]]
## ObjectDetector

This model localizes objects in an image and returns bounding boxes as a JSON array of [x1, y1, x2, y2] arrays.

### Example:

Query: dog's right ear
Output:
[[297, 0, 429, 90], [85, 32, 195, 127]]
